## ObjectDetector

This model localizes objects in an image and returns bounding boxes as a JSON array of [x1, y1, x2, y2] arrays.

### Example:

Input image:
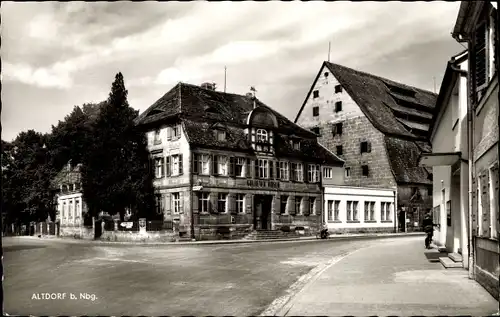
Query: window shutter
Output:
[[193, 193, 199, 213], [165, 193, 171, 215], [246, 158, 251, 178], [167, 127, 172, 141], [213, 155, 219, 175], [255, 160, 259, 179], [475, 23, 487, 89], [303, 198, 310, 216], [193, 153, 199, 174], [245, 194, 253, 214], [289, 197, 296, 215], [229, 194, 237, 214], [179, 192, 184, 214], [179, 154, 183, 175], [229, 157, 235, 177], [165, 156, 171, 177]]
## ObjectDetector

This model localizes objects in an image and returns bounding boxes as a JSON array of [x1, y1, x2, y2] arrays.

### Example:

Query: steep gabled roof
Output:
[[295, 61, 437, 140], [50, 163, 82, 189]]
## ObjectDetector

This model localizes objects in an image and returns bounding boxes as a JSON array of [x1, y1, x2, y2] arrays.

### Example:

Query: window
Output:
[[279, 162, 289, 181], [335, 85, 342, 93], [200, 154, 210, 175], [336, 145, 343, 155], [75, 200, 80, 218], [256, 129, 268, 143], [257, 159, 269, 179], [155, 194, 163, 215], [154, 129, 161, 144], [172, 193, 180, 214], [346, 201, 354, 221], [291, 140, 301, 150], [235, 158, 245, 177], [427, 187, 432, 196], [381, 202, 391, 221], [309, 198, 316, 215], [155, 157, 164, 178], [362, 165, 369, 177], [311, 127, 321, 135], [323, 167, 332, 179], [218, 193, 227, 213], [216, 130, 226, 141], [353, 201, 359, 221], [62, 202, 66, 219], [489, 164, 499, 239], [334, 201, 340, 221], [280, 196, 288, 214], [345, 167, 351, 178], [313, 106, 319, 117], [360, 141, 371, 154], [335, 101, 342, 112], [327, 200, 333, 221], [69, 201, 73, 219], [308, 164, 320, 183], [364, 202, 375, 221], [324, 72, 329, 77], [313, 90, 319, 98], [332, 123, 343, 136], [172, 155, 180, 175], [172, 125, 181, 138], [199, 193, 209, 213], [215, 155, 228, 176], [474, 22, 488, 93], [295, 196, 302, 214], [236, 194, 245, 213], [291, 163, 303, 182]]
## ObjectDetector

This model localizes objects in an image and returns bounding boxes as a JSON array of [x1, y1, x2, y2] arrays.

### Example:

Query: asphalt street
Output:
[[3, 236, 498, 316]]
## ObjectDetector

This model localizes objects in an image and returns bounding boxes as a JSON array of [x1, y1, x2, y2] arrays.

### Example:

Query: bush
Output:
[[280, 225, 291, 232]]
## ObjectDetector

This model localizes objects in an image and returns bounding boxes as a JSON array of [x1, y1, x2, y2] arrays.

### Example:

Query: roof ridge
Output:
[[325, 61, 437, 96], [181, 82, 254, 99]]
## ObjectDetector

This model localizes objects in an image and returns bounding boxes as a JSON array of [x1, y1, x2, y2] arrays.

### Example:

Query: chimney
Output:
[[201, 82, 216, 91]]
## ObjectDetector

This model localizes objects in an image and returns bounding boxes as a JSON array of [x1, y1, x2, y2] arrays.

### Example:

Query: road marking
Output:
[[259, 246, 368, 317]]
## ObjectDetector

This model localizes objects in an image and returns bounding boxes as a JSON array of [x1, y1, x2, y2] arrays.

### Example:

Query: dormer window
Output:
[[290, 140, 301, 150], [215, 130, 226, 141], [256, 129, 268, 143]]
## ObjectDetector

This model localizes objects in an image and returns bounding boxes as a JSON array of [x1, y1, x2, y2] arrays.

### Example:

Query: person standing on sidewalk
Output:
[[422, 213, 435, 249]]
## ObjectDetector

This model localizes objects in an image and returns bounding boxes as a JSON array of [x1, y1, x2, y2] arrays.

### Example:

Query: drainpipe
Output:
[[189, 146, 196, 241], [393, 189, 397, 233]]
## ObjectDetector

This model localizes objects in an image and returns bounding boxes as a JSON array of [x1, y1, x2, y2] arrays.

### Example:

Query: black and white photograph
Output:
[[1, 1, 499, 316]]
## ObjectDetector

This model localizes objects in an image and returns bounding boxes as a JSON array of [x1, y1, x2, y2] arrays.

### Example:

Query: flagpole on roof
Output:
[[224, 66, 227, 93], [328, 41, 331, 62]]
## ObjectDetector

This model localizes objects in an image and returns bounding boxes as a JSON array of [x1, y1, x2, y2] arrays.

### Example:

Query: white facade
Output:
[[57, 193, 83, 226], [324, 186, 396, 231]]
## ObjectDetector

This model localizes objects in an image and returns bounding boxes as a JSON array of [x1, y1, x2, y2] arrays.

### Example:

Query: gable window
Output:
[[154, 129, 161, 144], [311, 127, 321, 135], [215, 130, 226, 141], [336, 145, 343, 155], [173, 125, 180, 138], [279, 161, 289, 181], [335, 101, 343, 112], [313, 106, 319, 117], [313, 90, 319, 98], [335, 85, 342, 93], [345, 167, 351, 178], [218, 193, 228, 213], [172, 193, 181, 214], [280, 196, 288, 214], [308, 164, 320, 183], [256, 129, 268, 143], [236, 194, 245, 213], [235, 157, 245, 177], [257, 159, 269, 179], [155, 157, 164, 178], [332, 123, 343, 136], [323, 167, 332, 179], [295, 196, 302, 215], [199, 193, 209, 213], [362, 165, 369, 177], [360, 141, 371, 154], [324, 72, 329, 77]]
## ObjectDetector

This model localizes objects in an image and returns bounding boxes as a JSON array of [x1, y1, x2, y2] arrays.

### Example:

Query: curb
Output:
[[7, 232, 425, 246]]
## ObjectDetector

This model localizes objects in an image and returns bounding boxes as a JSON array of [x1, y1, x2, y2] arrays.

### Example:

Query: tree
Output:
[[81, 72, 156, 221]]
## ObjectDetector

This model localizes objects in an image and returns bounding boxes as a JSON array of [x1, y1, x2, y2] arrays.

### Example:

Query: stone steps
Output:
[[439, 256, 463, 269], [243, 230, 301, 240], [448, 252, 463, 262]]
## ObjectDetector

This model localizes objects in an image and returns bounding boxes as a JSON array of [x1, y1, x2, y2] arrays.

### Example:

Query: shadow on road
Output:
[[3, 245, 46, 253], [424, 250, 443, 263]]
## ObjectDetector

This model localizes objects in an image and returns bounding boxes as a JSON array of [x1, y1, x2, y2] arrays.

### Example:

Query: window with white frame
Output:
[[308, 164, 320, 182], [217, 155, 228, 176], [353, 201, 359, 221], [216, 130, 226, 141], [155, 157, 164, 178], [327, 200, 333, 221], [309, 197, 316, 215], [172, 155, 180, 175], [381, 202, 391, 221], [295, 196, 302, 215], [62, 202, 66, 219], [199, 193, 209, 213], [292, 163, 303, 182], [235, 158, 245, 177], [172, 125, 181, 138], [334, 201, 340, 221], [346, 201, 354, 221], [172, 193, 180, 214], [200, 154, 210, 175], [236, 194, 245, 213], [489, 164, 498, 239], [218, 193, 227, 213], [279, 161, 289, 181], [69, 201, 73, 219], [323, 167, 332, 179], [256, 129, 268, 143], [364, 201, 375, 221], [258, 159, 269, 179], [75, 200, 80, 219]]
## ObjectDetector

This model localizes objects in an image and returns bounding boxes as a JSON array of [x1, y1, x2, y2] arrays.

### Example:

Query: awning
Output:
[[418, 152, 462, 167]]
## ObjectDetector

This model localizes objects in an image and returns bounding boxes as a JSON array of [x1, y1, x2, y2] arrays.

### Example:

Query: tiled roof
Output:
[[384, 136, 432, 185], [50, 163, 82, 189], [138, 83, 343, 166], [322, 62, 437, 140]]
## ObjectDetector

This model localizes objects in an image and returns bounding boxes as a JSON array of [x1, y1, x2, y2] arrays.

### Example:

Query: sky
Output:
[[1, 1, 465, 142]]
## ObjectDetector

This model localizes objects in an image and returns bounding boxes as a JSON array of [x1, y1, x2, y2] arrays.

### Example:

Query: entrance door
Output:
[[399, 211, 406, 232], [254, 195, 273, 230]]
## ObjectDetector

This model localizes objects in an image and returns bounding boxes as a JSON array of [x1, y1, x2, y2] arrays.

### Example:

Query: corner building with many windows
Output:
[[135, 82, 344, 240]]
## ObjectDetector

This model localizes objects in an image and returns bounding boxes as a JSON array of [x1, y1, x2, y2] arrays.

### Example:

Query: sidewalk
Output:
[[4, 232, 424, 246], [274, 236, 499, 316]]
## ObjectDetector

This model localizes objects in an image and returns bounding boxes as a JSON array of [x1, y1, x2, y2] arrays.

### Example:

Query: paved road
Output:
[[3, 236, 380, 316], [281, 236, 499, 316]]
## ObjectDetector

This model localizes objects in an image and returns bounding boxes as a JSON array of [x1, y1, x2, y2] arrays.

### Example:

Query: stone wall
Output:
[[328, 226, 394, 234], [60, 226, 94, 240], [100, 230, 176, 243]]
